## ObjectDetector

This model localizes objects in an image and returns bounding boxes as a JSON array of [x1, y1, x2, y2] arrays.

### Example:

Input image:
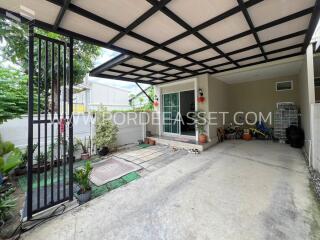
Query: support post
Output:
[[27, 24, 34, 220], [68, 37, 74, 201], [135, 82, 153, 103]]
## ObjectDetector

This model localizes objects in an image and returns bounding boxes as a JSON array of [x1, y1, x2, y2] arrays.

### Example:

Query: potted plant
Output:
[[94, 108, 118, 156], [194, 111, 208, 144], [15, 144, 37, 176], [75, 138, 90, 160], [32, 152, 51, 173], [74, 161, 92, 204]]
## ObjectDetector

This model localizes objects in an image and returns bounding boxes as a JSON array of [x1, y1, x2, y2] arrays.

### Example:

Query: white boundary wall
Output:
[[0, 113, 146, 149]]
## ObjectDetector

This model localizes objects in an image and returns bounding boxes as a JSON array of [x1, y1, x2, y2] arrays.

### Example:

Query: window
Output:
[[276, 81, 293, 91]]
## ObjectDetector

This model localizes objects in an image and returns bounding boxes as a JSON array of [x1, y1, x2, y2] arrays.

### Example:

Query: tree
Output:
[[0, 68, 28, 123], [0, 17, 101, 113], [0, 17, 101, 84]]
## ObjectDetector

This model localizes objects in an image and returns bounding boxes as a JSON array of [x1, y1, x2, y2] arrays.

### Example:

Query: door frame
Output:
[[158, 78, 197, 139]]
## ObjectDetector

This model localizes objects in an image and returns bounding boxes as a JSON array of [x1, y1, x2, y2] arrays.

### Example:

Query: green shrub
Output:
[[94, 108, 118, 150]]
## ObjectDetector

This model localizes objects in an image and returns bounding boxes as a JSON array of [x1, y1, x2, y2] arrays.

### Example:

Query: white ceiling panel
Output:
[[124, 74, 138, 79], [215, 63, 236, 71], [147, 65, 168, 71], [153, 74, 166, 78], [140, 77, 152, 81], [134, 70, 152, 75], [61, 11, 119, 43], [230, 48, 262, 60], [205, 58, 229, 67], [263, 35, 305, 52], [165, 76, 176, 80], [178, 73, 191, 77], [164, 69, 181, 75], [170, 58, 192, 66], [153, 80, 165, 83], [248, 0, 315, 27], [239, 56, 265, 66], [112, 65, 135, 72], [189, 49, 219, 61], [133, 12, 185, 43], [147, 49, 176, 61], [219, 34, 258, 53], [125, 58, 150, 67], [200, 13, 250, 43], [187, 65, 204, 71], [114, 35, 153, 53], [167, 0, 238, 27], [73, 0, 152, 28], [102, 71, 121, 76], [0, 0, 60, 25], [167, 35, 206, 54], [268, 48, 302, 59], [258, 15, 311, 42]]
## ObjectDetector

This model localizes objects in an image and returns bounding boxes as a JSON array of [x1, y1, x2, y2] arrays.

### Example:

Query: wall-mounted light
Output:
[[197, 88, 205, 103]]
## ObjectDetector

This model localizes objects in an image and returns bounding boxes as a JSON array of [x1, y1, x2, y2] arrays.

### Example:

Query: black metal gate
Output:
[[27, 25, 74, 220]]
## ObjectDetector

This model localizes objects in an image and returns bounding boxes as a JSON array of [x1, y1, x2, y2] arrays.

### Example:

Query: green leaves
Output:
[[0, 16, 101, 85], [73, 161, 93, 192], [0, 68, 28, 124], [94, 108, 118, 150]]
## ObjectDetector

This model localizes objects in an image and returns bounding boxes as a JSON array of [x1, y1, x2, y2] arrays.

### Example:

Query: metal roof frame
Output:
[[0, 0, 319, 84]]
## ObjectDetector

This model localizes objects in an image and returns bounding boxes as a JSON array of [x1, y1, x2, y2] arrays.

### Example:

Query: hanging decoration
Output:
[[197, 88, 205, 103], [153, 95, 159, 107]]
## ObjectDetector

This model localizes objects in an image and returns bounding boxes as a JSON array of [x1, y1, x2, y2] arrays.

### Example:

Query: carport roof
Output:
[[0, 0, 319, 85]]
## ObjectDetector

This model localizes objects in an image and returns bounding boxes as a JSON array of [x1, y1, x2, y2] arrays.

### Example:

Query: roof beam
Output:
[[135, 83, 154, 103], [94, 73, 156, 85], [147, 0, 238, 69], [237, 0, 268, 61], [90, 54, 130, 75], [47, 0, 210, 74], [53, 0, 71, 30], [302, 0, 320, 52], [106, 0, 172, 47], [177, 7, 314, 58]]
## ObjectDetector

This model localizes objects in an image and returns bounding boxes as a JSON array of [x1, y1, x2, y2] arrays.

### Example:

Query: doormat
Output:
[[90, 157, 142, 186]]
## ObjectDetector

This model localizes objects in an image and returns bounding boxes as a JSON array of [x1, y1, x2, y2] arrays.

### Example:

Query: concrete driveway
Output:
[[22, 141, 320, 240]]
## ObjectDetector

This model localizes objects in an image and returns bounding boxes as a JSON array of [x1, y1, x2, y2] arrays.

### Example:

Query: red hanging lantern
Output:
[[153, 100, 159, 107], [197, 96, 205, 103], [197, 88, 205, 103], [153, 95, 159, 107]]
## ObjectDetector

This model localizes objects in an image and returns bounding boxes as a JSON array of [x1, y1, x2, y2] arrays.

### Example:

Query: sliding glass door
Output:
[[162, 93, 180, 134]]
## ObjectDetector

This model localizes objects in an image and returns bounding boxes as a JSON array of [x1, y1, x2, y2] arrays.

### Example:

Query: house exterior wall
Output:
[[89, 82, 130, 110], [227, 75, 300, 124], [208, 76, 230, 143], [299, 45, 315, 164]]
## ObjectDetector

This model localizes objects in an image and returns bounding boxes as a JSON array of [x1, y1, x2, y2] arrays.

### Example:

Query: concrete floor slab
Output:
[[22, 141, 320, 240]]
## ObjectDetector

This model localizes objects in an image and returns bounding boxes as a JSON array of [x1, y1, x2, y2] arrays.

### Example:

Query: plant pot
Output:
[[198, 134, 208, 144], [149, 139, 156, 145], [76, 189, 92, 204], [81, 153, 90, 160], [14, 166, 27, 176], [144, 138, 149, 144], [98, 147, 109, 156]]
